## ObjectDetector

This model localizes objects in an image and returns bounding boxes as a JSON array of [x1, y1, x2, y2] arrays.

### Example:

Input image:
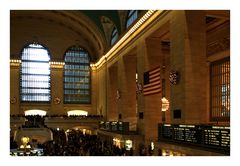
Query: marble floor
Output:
[[155, 142, 227, 156]]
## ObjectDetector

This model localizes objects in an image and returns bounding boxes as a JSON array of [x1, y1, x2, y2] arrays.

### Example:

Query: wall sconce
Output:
[[161, 97, 169, 112], [161, 97, 169, 122]]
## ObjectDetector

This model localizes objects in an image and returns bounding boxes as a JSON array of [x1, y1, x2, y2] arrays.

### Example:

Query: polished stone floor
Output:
[[155, 142, 226, 156]]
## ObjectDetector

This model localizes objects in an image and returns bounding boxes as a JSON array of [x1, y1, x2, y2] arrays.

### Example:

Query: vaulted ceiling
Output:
[[80, 10, 122, 34], [10, 10, 132, 62]]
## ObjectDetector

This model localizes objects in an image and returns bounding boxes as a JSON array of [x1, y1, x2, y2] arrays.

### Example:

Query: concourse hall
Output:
[[10, 10, 230, 156]]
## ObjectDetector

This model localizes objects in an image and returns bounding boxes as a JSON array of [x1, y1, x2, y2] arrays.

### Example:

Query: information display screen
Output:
[[162, 124, 173, 139], [220, 130, 230, 148], [111, 122, 118, 131], [184, 127, 200, 143], [99, 121, 105, 129], [172, 125, 202, 143], [105, 122, 110, 130], [159, 124, 230, 154], [173, 127, 185, 141], [204, 126, 230, 148], [118, 122, 123, 131], [99, 121, 129, 133]]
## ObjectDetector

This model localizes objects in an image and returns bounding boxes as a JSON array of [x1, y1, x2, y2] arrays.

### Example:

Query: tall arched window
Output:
[[110, 26, 119, 46], [126, 10, 138, 29], [20, 43, 51, 102], [64, 46, 90, 104]]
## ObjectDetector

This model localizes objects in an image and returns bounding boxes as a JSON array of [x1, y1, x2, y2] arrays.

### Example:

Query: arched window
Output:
[[20, 43, 51, 102], [64, 46, 90, 103], [126, 10, 138, 29], [110, 26, 119, 46]]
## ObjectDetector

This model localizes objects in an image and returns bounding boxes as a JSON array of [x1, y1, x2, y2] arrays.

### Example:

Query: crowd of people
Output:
[[10, 114, 162, 156], [22, 115, 45, 128], [10, 128, 166, 156], [11, 114, 103, 118], [10, 114, 103, 129], [42, 130, 127, 156]]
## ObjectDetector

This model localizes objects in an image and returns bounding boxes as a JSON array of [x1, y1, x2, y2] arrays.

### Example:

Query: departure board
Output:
[[173, 127, 185, 141], [111, 122, 118, 131], [172, 125, 201, 143], [118, 122, 123, 131], [184, 127, 200, 143], [99, 121, 105, 129], [204, 126, 230, 148], [162, 124, 173, 139], [204, 129, 220, 146], [105, 122, 110, 130], [220, 130, 230, 148], [99, 121, 129, 133], [159, 124, 230, 154]]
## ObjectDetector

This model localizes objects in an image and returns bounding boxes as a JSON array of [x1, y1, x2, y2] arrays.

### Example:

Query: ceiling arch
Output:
[[10, 10, 109, 62], [10, 10, 146, 62], [80, 10, 121, 34]]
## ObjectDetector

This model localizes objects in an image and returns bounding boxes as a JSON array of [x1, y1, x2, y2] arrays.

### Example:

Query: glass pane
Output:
[[20, 43, 51, 102], [64, 46, 90, 103], [210, 58, 230, 121], [126, 10, 138, 28]]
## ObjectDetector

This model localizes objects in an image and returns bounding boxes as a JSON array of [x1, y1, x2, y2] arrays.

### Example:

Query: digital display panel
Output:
[[159, 124, 230, 154]]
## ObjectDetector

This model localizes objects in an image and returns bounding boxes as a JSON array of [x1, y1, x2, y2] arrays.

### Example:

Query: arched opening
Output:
[[24, 109, 47, 116], [20, 43, 51, 102], [67, 110, 88, 116], [64, 46, 91, 104]]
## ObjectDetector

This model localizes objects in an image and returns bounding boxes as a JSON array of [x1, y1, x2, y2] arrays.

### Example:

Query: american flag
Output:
[[143, 67, 161, 96]]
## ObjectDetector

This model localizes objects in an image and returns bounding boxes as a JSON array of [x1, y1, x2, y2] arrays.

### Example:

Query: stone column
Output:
[[50, 66, 64, 115], [91, 68, 97, 115], [142, 38, 163, 144], [136, 40, 146, 136], [10, 65, 21, 114], [170, 10, 207, 124], [97, 63, 107, 120], [107, 65, 118, 121], [118, 55, 137, 129]]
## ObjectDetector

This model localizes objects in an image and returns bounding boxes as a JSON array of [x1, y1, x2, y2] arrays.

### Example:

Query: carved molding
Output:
[[53, 97, 61, 104], [207, 36, 230, 56], [10, 97, 17, 104]]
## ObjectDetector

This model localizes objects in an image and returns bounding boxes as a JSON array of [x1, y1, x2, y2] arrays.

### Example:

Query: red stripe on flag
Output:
[[143, 67, 161, 96]]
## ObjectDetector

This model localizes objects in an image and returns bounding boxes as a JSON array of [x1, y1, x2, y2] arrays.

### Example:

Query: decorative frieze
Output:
[[207, 36, 230, 56]]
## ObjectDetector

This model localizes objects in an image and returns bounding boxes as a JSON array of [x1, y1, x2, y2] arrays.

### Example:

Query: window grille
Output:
[[110, 27, 119, 46], [126, 10, 138, 28], [210, 57, 230, 121], [64, 46, 90, 103], [20, 43, 51, 102]]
